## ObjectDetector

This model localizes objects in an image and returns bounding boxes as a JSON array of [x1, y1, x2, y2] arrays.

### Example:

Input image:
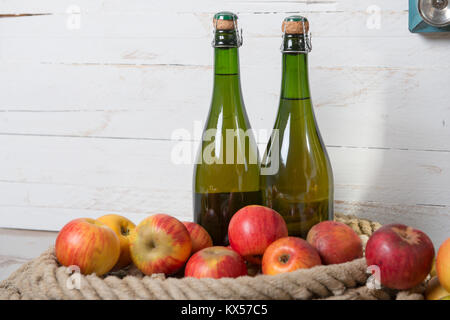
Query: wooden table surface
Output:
[[0, 228, 57, 282]]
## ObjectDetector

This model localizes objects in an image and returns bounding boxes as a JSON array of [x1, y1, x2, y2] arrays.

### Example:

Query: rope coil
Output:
[[0, 213, 425, 300]]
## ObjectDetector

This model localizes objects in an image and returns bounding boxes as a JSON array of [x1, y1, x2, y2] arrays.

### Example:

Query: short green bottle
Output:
[[260, 16, 334, 238], [193, 12, 261, 246]]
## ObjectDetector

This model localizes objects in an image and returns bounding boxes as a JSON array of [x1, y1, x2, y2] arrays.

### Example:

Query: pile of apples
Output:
[[55, 205, 450, 296]]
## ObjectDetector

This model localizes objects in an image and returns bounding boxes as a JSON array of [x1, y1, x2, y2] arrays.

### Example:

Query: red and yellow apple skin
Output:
[[437, 237, 450, 292], [182, 221, 213, 254], [262, 237, 322, 275], [365, 224, 435, 290], [228, 205, 288, 265], [97, 214, 136, 270], [306, 221, 363, 265], [55, 218, 120, 276], [184, 246, 247, 279], [129, 214, 192, 276]]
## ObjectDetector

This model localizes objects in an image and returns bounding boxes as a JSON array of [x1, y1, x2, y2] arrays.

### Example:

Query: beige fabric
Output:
[[0, 213, 425, 300]]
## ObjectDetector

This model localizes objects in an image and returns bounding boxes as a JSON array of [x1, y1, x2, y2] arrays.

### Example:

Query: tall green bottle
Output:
[[193, 12, 261, 246], [260, 16, 334, 238]]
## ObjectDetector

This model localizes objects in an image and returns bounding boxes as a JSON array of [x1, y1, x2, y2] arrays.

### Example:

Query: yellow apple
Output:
[[437, 237, 450, 292], [97, 214, 136, 270], [426, 276, 450, 300], [129, 214, 192, 275]]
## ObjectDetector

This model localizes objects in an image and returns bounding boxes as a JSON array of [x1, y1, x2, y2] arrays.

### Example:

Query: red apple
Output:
[[129, 214, 192, 276], [306, 221, 363, 265], [262, 237, 322, 275], [226, 245, 261, 276], [55, 218, 120, 276], [185, 246, 247, 279], [365, 224, 435, 290], [437, 237, 450, 292], [182, 221, 213, 254], [228, 205, 288, 264]]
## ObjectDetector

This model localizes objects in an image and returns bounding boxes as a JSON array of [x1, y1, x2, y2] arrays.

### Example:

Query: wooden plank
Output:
[[2, 36, 450, 69], [0, 63, 449, 151], [1, 136, 449, 206], [0, 137, 448, 207], [0, 10, 411, 39], [0, 205, 193, 232], [335, 200, 450, 249], [0, 0, 407, 15], [0, 135, 449, 246]]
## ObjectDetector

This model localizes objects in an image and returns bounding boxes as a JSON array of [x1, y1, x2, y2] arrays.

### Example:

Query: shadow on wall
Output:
[[358, 31, 450, 248]]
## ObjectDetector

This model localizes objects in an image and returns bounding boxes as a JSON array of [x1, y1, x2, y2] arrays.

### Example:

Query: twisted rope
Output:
[[0, 213, 424, 300]]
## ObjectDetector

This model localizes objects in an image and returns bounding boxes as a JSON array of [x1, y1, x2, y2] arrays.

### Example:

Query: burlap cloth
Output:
[[0, 213, 426, 300]]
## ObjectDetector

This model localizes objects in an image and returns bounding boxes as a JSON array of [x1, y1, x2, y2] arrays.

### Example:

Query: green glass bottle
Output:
[[260, 16, 334, 238], [193, 12, 261, 246]]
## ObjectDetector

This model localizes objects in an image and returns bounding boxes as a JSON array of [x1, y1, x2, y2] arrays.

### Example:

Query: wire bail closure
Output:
[[212, 17, 243, 48], [280, 22, 312, 53]]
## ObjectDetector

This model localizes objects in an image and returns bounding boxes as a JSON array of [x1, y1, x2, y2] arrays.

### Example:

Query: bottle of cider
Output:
[[260, 16, 334, 238], [193, 12, 261, 246]]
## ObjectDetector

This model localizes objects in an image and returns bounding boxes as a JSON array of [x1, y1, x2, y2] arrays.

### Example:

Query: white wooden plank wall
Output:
[[0, 0, 449, 248]]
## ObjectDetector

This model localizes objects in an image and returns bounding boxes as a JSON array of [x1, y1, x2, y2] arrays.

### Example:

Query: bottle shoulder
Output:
[[261, 99, 332, 172], [204, 92, 254, 132], [194, 97, 260, 194]]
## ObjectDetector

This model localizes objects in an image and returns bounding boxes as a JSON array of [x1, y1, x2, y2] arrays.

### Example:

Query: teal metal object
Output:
[[409, 0, 450, 32]]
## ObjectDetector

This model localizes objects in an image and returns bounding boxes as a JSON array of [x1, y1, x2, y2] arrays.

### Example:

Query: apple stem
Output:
[[147, 240, 156, 249], [121, 226, 129, 236], [279, 254, 290, 264]]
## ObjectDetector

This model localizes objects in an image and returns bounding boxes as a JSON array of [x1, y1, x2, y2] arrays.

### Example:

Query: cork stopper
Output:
[[282, 15, 309, 34], [213, 11, 238, 31]]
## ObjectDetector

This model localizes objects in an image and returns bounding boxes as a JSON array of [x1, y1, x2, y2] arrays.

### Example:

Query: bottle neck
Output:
[[214, 47, 239, 75], [211, 47, 243, 111], [280, 53, 310, 100]]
